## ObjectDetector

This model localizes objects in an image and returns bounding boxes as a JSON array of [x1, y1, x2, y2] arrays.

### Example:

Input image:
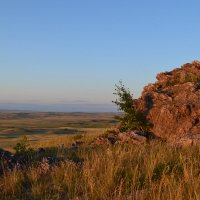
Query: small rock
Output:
[[95, 137, 110, 145], [0, 148, 13, 159], [36, 147, 45, 154]]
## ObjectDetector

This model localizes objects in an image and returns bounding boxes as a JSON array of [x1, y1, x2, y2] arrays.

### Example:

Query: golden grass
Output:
[[0, 112, 200, 199], [0, 138, 200, 200]]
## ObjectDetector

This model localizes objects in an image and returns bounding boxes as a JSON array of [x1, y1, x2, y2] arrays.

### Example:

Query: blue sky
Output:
[[1, 1, 200, 111]]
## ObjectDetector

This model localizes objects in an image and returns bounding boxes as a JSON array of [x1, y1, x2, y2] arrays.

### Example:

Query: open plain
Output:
[[0, 112, 118, 151]]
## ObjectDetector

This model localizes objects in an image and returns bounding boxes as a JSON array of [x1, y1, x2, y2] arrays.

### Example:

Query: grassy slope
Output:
[[0, 112, 200, 199], [1, 141, 200, 200]]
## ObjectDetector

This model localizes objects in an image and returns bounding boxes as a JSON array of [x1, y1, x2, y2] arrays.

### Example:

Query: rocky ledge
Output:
[[0, 142, 84, 176], [134, 61, 200, 145]]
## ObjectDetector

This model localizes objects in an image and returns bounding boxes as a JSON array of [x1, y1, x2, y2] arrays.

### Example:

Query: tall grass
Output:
[[0, 140, 200, 200]]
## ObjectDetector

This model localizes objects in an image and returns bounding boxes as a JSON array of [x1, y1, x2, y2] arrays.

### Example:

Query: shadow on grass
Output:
[[0, 133, 21, 138], [0, 128, 85, 138], [22, 128, 82, 135], [53, 128, 84, 135]]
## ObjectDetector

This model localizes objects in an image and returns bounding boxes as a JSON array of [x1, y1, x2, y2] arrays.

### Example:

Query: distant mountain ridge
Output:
[[0, 103, 117, 112]]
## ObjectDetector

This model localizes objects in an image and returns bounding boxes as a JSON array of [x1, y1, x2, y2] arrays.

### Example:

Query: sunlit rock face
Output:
[[135, 61, 200, 144]]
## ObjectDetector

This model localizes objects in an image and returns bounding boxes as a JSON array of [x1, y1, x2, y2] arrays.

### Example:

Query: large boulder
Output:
[[135, 61, 200, 143]]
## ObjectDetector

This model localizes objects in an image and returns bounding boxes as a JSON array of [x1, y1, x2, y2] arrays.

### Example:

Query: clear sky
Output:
[[1, 1, 200, 111]]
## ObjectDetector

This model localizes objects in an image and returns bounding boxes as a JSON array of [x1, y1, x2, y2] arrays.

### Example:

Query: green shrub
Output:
[[14, 136, 33, 156], [113, 81, 150, 132]]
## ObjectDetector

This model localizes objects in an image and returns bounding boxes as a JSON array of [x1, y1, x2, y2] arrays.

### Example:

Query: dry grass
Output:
[[0, 139, 200, 200], [0, 112, 200, 199]]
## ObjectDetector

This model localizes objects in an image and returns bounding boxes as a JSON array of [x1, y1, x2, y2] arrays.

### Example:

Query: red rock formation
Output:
[[135, 61, 200, 144]]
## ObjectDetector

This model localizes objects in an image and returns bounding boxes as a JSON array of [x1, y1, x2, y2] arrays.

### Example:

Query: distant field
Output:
[[0, 112, 119, 151]]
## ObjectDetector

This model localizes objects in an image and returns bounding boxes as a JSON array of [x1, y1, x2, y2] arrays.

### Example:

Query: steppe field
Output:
[[0, 112, 117, 151]]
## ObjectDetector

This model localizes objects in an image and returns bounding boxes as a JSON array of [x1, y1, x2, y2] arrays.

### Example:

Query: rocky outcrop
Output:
[[135, 61, 200, 144], [0, 144, 83, 175], [94, 130, 154, 145]]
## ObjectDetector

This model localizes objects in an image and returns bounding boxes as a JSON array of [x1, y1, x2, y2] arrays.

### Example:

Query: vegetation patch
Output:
[[0, 140, 200, 200], [113, 81, 151, 132]]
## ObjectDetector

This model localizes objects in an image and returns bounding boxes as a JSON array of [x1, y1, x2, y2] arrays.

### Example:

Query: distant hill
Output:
[[0, 103, 117, 113]]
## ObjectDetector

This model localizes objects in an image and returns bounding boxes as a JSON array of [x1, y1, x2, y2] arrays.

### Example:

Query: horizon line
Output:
[[0, 102, 118, 113]]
